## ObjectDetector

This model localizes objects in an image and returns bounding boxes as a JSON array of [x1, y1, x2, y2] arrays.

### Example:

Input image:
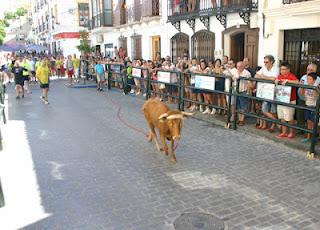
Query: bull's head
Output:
[[158, 111, 193, 140]]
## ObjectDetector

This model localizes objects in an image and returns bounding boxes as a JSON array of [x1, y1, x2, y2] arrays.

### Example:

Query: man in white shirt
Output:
[[223, 59, 237, 121], [232, 61, 252, 125], [255, 55, 279, 132]]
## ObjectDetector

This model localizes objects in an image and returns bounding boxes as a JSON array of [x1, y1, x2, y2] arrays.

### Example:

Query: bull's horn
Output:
[[158, 113, 169, 120], [181, 112, 194, 117], [167, 114, 184, 120]]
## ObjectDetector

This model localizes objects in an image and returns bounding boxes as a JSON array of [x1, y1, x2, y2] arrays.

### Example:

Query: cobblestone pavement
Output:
[[2, 80, 320, 230]]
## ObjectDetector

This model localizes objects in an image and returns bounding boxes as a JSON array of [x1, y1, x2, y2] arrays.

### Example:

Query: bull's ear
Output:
[[158, 113, 168, 121], [181, 112, 194, 118]]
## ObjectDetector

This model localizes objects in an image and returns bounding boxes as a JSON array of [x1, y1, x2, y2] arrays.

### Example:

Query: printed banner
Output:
[[275, 85, 292, 103], [195, 75, 215, 90], [157, 72, 171, 83], [256, 82, 275, 100], [132, 68, 141, 78], [112, 65, 121, 73]]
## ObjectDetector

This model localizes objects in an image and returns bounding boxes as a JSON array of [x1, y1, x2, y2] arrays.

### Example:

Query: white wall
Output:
[[59, 38, 81, 57]]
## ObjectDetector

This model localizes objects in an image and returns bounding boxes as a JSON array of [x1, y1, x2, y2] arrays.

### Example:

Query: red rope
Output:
[[101, 91, 179, 150]]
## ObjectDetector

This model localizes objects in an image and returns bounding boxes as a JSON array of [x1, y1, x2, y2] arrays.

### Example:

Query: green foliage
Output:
[[4, 12, 17, 20], [0, 26, 5, 45], [77, 31, 91, 53], [16, 7, 28, 17]]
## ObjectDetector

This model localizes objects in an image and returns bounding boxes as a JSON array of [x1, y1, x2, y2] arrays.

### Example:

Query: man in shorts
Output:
[[255, 55, 279, 132], [36, 59, 50, 104], [275, 61, 299, 138]]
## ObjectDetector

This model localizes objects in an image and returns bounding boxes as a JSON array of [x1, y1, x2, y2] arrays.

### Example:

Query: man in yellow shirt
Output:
[[72, 54, 80, 82], [36, 59, 50, 105]]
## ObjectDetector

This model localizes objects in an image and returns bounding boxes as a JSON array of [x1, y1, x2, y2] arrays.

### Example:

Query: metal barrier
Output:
[[234, 77, 320, 156], [103, 65, 320, 157]]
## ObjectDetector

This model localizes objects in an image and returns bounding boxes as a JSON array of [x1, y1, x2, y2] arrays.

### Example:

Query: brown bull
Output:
[[142, 99, 192, 162]]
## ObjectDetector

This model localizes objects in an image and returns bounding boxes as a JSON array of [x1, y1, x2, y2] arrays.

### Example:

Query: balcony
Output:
[[283, 0, 312, 3], [90, 10, 113, 30], [142, 0, 160, 17], [168, 0, 258, 22]]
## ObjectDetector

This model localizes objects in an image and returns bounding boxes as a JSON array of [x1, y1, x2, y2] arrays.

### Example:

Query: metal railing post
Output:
[[309, 94, 320, 156], [123, 66, 127, 95], [146, 68, 151, 100], [180, 72, 185, 111], [107, 64, 111, 90], [233, 78, 240, 130], [226, 76, 233, 127]]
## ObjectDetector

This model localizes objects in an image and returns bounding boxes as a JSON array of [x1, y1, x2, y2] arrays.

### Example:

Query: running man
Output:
[[72, 54, 80, 82], [36, 59, 50, 105], [12, 60, 27, 99], [95, 59, 105, 91]]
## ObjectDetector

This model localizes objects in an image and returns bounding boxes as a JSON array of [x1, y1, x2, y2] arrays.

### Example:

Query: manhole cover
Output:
[[174, 213, 224, 230]]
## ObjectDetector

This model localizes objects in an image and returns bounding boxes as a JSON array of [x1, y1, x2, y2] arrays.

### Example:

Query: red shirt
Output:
[[277, 72, 298, 101]]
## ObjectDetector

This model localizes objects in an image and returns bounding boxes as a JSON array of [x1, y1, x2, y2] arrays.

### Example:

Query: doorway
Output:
[[152, 35, 161, 61], [230, 33, 244, 63]]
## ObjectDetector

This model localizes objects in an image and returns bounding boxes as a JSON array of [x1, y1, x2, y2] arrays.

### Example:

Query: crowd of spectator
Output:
[[89, 49, 319, 143], [0, 49, 319, 143]]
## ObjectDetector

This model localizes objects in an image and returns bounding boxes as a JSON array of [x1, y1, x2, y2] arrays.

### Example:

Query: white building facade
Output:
[[89, 0, 320, 76], [89, 0, 165, 61], [31, 0, 89, 56]]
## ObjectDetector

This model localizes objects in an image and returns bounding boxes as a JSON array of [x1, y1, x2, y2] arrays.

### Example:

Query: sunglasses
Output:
[[264, 61, 269, 64]]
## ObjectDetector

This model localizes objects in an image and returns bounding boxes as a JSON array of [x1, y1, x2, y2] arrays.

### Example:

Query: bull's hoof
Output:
[[306, 152, 315, 160], [170, 158, 177, 163]]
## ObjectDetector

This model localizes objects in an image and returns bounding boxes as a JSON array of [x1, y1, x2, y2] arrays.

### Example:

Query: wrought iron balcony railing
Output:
[[283, 0, 312, 4], [90, 9, 113, 29], [168, 0, 258, 21], [142, 0, 160, 17]]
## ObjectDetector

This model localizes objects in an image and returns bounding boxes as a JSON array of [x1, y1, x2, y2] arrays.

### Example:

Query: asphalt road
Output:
[[0, 80, 320, 230]]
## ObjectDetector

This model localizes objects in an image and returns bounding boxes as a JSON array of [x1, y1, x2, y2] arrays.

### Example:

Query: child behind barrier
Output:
[[300, 72, 319, 143]]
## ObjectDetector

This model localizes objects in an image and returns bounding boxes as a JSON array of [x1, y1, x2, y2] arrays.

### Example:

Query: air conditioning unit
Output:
[[96, 35, 103, 43]]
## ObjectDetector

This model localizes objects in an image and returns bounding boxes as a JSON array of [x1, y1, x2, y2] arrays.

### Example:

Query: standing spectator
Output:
[[189, 57, 199, 111], [66, 55, 74, 85], [232, 61, 252, 125], [222, 55, 229, 69], [50, 56, 56, 77], [36, 59, 50, 105], [12, 60, 27, 99], [223, 59, 237, 121], [275, 61, 299, 138], [213, 58, 226, 115], [300, 72, 319, 142], [243, 57, 255, 78], [255, 55, 279, 132], [297, 63, 320, 130], [119, 47, 125, 60], [95, 59, 105, 91], [114, 46, 119, 61], [73, 54, 81, 82], [163, 57, 177, 103]]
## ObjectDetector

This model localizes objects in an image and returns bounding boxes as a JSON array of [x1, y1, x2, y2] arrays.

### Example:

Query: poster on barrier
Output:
[[195, 75, 215, 90], [132, 68, 141, 78], [275, 85, 291, 103], [112, 65, 121, 73], [157, 72, 171, 83], [256, 82, 275, 100]]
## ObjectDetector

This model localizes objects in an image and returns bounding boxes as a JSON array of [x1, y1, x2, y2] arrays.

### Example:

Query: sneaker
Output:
[[189, 105, 196, 112], [276, 133, 288, 138], [40, 96, 45, 100], [211, 108, 216, 115], [130, 89, 135, 94], [99, 88, 103, 91], [199, 106, 204, 113], [202, 107, 211, 114], [122, 92, 126, 95], [143, 93, 146, 97], [301, 138, 311, 143], [44, 100, 49, 105], [16, 96, 20, 99], [135, 91, 141, 96]]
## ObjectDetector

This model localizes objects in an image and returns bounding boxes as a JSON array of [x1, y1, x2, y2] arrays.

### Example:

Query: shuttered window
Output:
[[131, 35, 142, 60]]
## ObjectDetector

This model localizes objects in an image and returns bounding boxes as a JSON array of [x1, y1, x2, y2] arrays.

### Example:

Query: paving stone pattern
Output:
[[5, 81, 320, 230]]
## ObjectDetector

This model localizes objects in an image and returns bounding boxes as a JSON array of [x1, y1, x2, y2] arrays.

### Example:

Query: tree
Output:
[[77, 31, 92, 54], [0, 25, 6, 45], [16, 7, 28, 17], [4, 12, 17, 20]]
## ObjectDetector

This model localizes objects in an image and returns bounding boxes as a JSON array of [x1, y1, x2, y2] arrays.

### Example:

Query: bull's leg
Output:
[[160, 134, 168, 156], [148, 124, 161, 151], [170, 139, 177, 163]]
